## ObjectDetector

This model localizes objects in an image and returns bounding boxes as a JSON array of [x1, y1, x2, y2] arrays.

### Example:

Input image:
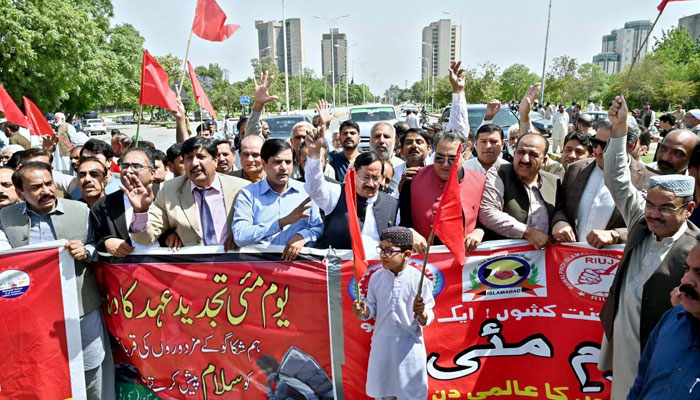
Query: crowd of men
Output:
[[1, 60, 700, 399]]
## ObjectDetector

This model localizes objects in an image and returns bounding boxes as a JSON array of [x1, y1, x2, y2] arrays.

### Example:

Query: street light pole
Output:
[[282, 0, 290, 115], [422, 42, 434, 111], [540, 0, 553, 105], [335, 43, 357, 107]]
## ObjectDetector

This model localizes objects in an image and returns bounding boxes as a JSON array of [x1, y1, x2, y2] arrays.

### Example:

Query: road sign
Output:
[[240, 96, 250, 105]]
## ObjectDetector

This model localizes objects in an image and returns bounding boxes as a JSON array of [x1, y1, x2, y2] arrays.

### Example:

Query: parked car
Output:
[[348, 104, 398, 152], [528, 112, 553, 136], [263, 114, 313, 140], [84, 119, 107, 136], [116, 115, 135, 124], [584, 111, 609, 130], [440, 104, 519, 136]]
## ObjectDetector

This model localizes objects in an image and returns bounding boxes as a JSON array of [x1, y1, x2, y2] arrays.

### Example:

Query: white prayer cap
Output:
[[688, 109, 700, 120], [648, 175, 695, 198]]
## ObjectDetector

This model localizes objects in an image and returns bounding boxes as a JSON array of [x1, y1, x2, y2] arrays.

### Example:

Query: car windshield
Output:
[[529, 112, 545, 121], [350, 107, 396, 122], [264, 117, 306, 137], [88, 119, 102, 124], [467, 108, 518, 131]]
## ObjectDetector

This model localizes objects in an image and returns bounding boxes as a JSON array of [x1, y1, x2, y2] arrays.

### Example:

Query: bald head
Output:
[[656, 129, 699, 175], [577, 113, 593, 130]]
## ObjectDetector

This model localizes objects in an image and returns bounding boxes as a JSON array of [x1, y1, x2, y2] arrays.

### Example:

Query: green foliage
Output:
[[499, 64, 540, 102]]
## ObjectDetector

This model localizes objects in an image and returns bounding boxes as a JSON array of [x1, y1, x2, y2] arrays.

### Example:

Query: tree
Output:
[[499, 64, 540, 102], [544, 56, 579, 104]]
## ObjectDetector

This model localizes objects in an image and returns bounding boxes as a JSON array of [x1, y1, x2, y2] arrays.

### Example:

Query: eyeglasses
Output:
[[590, 139, 607, 150], [434, 154, 457, 165], [644, 201, 688, 215], [357, 174, 382, 183], [119, 162, 146, 172], [376, 246, 403, 257]]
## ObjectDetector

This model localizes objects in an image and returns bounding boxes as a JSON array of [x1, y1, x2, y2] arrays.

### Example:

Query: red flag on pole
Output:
[[187, 61, 218, 120], [345, 167, 368, 275], [0, 84, 28, 127], [657, 0, 693, 11], [191, 0, 240, 42], [23, 97, 54, 136], [139, 50, 179, 112], [433, 143, 466, 265]]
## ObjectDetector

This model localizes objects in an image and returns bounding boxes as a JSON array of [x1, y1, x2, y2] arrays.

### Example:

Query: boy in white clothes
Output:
[[353, 226, 435, 400]]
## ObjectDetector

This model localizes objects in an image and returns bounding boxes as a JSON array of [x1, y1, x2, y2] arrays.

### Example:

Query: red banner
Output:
[[94, 252, 334, 400], [0, 244, 84, 399], [342, 242, 622, 400]]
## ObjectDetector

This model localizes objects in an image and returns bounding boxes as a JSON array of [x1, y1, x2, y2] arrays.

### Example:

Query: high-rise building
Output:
[[592, 20, 651, 74], [421, 19, 462, 81], [679, 13, 700, 42], [321, 28, 347, 85], [255, 18, 306, 75]]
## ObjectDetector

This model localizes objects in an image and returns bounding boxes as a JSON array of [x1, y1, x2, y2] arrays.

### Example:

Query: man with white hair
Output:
[[370, 121, 405, 195], [684, 109, 700, 136], [1, 144, 25, 166]]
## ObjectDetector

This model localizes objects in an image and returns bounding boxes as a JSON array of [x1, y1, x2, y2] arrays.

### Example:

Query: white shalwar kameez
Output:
[[363, 266, 435, 400]]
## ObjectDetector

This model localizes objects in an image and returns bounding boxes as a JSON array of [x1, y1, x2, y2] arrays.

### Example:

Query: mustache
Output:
[[657, 159, 674, 170], [680, 284, 699, 300], [40, 194, 56, 203]]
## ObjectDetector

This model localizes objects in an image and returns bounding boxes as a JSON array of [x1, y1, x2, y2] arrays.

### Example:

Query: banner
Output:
[[93, 248, 335, 400], [341, 241, 622, 400], [0, 242, 85, 400]]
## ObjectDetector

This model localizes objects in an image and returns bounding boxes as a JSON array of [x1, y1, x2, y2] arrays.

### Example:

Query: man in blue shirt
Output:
[[232, 139, 323, 261], [628, 241, 700, 399], [327, 120, 360, 183]]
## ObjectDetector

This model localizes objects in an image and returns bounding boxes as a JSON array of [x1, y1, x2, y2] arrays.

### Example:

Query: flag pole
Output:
[[352, 258, 361, 301], [177, 29, 195, 98], [416, 229, 435, 298], [135, 104, 143, 146], [622, 9, 663, 91]]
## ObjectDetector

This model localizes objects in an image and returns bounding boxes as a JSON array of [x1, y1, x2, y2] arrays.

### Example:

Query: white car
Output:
[[347, 104, 398, 152], [84, 119, 107, 136]]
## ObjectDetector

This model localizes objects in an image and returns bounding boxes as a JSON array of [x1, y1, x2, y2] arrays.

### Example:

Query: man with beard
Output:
[[124, 136, 248, 248], [464, 124, 508, 174], [651, 129, 698, 174], [76, 157, 109, 207], [0, 122, 30, 149], [598, 95, 700, 400], [684, 109, 700, 136], [0, 162, 114, 399], [394, 128, 432, 193], [230, 135, 265, 183], [628, 240, 700, 399], [233, 139, 323, 260], [91, 147, 161, 258], [214, 139, 236, 174], [0, 166, 19, 208], [305, 103, 424, 254], [369, 121, 405, 194], [552, 119, 656, 248], [328, 119, 361, 183]]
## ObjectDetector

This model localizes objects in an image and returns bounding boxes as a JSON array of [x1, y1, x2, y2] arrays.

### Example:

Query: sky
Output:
[[112, 0, 699, 94]]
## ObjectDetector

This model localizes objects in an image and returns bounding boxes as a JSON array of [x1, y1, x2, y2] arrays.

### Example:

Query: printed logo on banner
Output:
[[347, 257, 445, 301], [0, 269, 31, 299], [559, 252, 618, 302], [462, 253, 546, 301]]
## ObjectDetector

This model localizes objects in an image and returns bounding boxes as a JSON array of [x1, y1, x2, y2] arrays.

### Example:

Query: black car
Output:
[[440, 104, 519, 134]]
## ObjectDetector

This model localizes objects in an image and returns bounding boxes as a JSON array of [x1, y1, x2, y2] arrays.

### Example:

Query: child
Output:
[[353, 226, 435, 400]]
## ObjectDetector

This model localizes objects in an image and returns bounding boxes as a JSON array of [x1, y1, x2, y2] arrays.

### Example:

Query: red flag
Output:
[[139, 50, 179, 111], [191, 0, 240, 42], [187, 61, 218, 120], [657, 0, 694, 11], [23, 97, 54, 136], [0, 84, 28, 127], [433, 143, 466, 265], [345, 167, 368, 275]]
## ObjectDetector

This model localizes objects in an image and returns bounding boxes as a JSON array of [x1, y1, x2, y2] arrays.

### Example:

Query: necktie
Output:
[[194, 187, 217, 245]]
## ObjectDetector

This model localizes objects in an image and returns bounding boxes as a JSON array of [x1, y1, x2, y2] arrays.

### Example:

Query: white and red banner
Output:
[[0, 241, 85, 400], [341, 241, 623, 400]]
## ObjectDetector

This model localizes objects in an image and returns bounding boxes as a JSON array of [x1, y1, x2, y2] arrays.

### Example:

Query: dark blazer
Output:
[[552, 158, 656, 242], [600, 217, 700, 352], [91, 190, 129, 253]]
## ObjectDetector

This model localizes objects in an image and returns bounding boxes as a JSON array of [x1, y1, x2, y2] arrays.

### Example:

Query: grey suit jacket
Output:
[[131, 173, 249, 246], [552, 157, 656, 242], [0, 199, 101, 316]]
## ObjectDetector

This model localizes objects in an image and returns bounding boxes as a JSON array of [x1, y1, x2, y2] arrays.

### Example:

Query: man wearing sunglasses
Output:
[[598, 95, 700, 400], [552, 119, 656, 248]]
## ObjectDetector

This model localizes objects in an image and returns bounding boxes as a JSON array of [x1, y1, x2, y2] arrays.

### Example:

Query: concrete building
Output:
[[592, 20, 652, 74], [679, 13, 700, 42], [421, 19, 462, 81], [321, 28, 347, 85], [255, 18, 306, 75]]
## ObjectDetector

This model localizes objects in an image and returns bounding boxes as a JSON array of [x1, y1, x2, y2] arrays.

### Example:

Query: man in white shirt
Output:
[[552, 104, 569, 153], [405, 109, 420, 129], [464, 124, 509, 174], [587, 99, 596, 112]]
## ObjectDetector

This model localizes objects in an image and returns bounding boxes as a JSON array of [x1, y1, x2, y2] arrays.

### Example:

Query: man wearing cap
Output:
[[552, 119, 656, 247], [684, 109, 700, 136], [598, 95, 700, 400]]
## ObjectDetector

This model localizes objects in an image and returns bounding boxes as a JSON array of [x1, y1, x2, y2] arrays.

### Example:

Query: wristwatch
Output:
[[610, 230, 620, 244]]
